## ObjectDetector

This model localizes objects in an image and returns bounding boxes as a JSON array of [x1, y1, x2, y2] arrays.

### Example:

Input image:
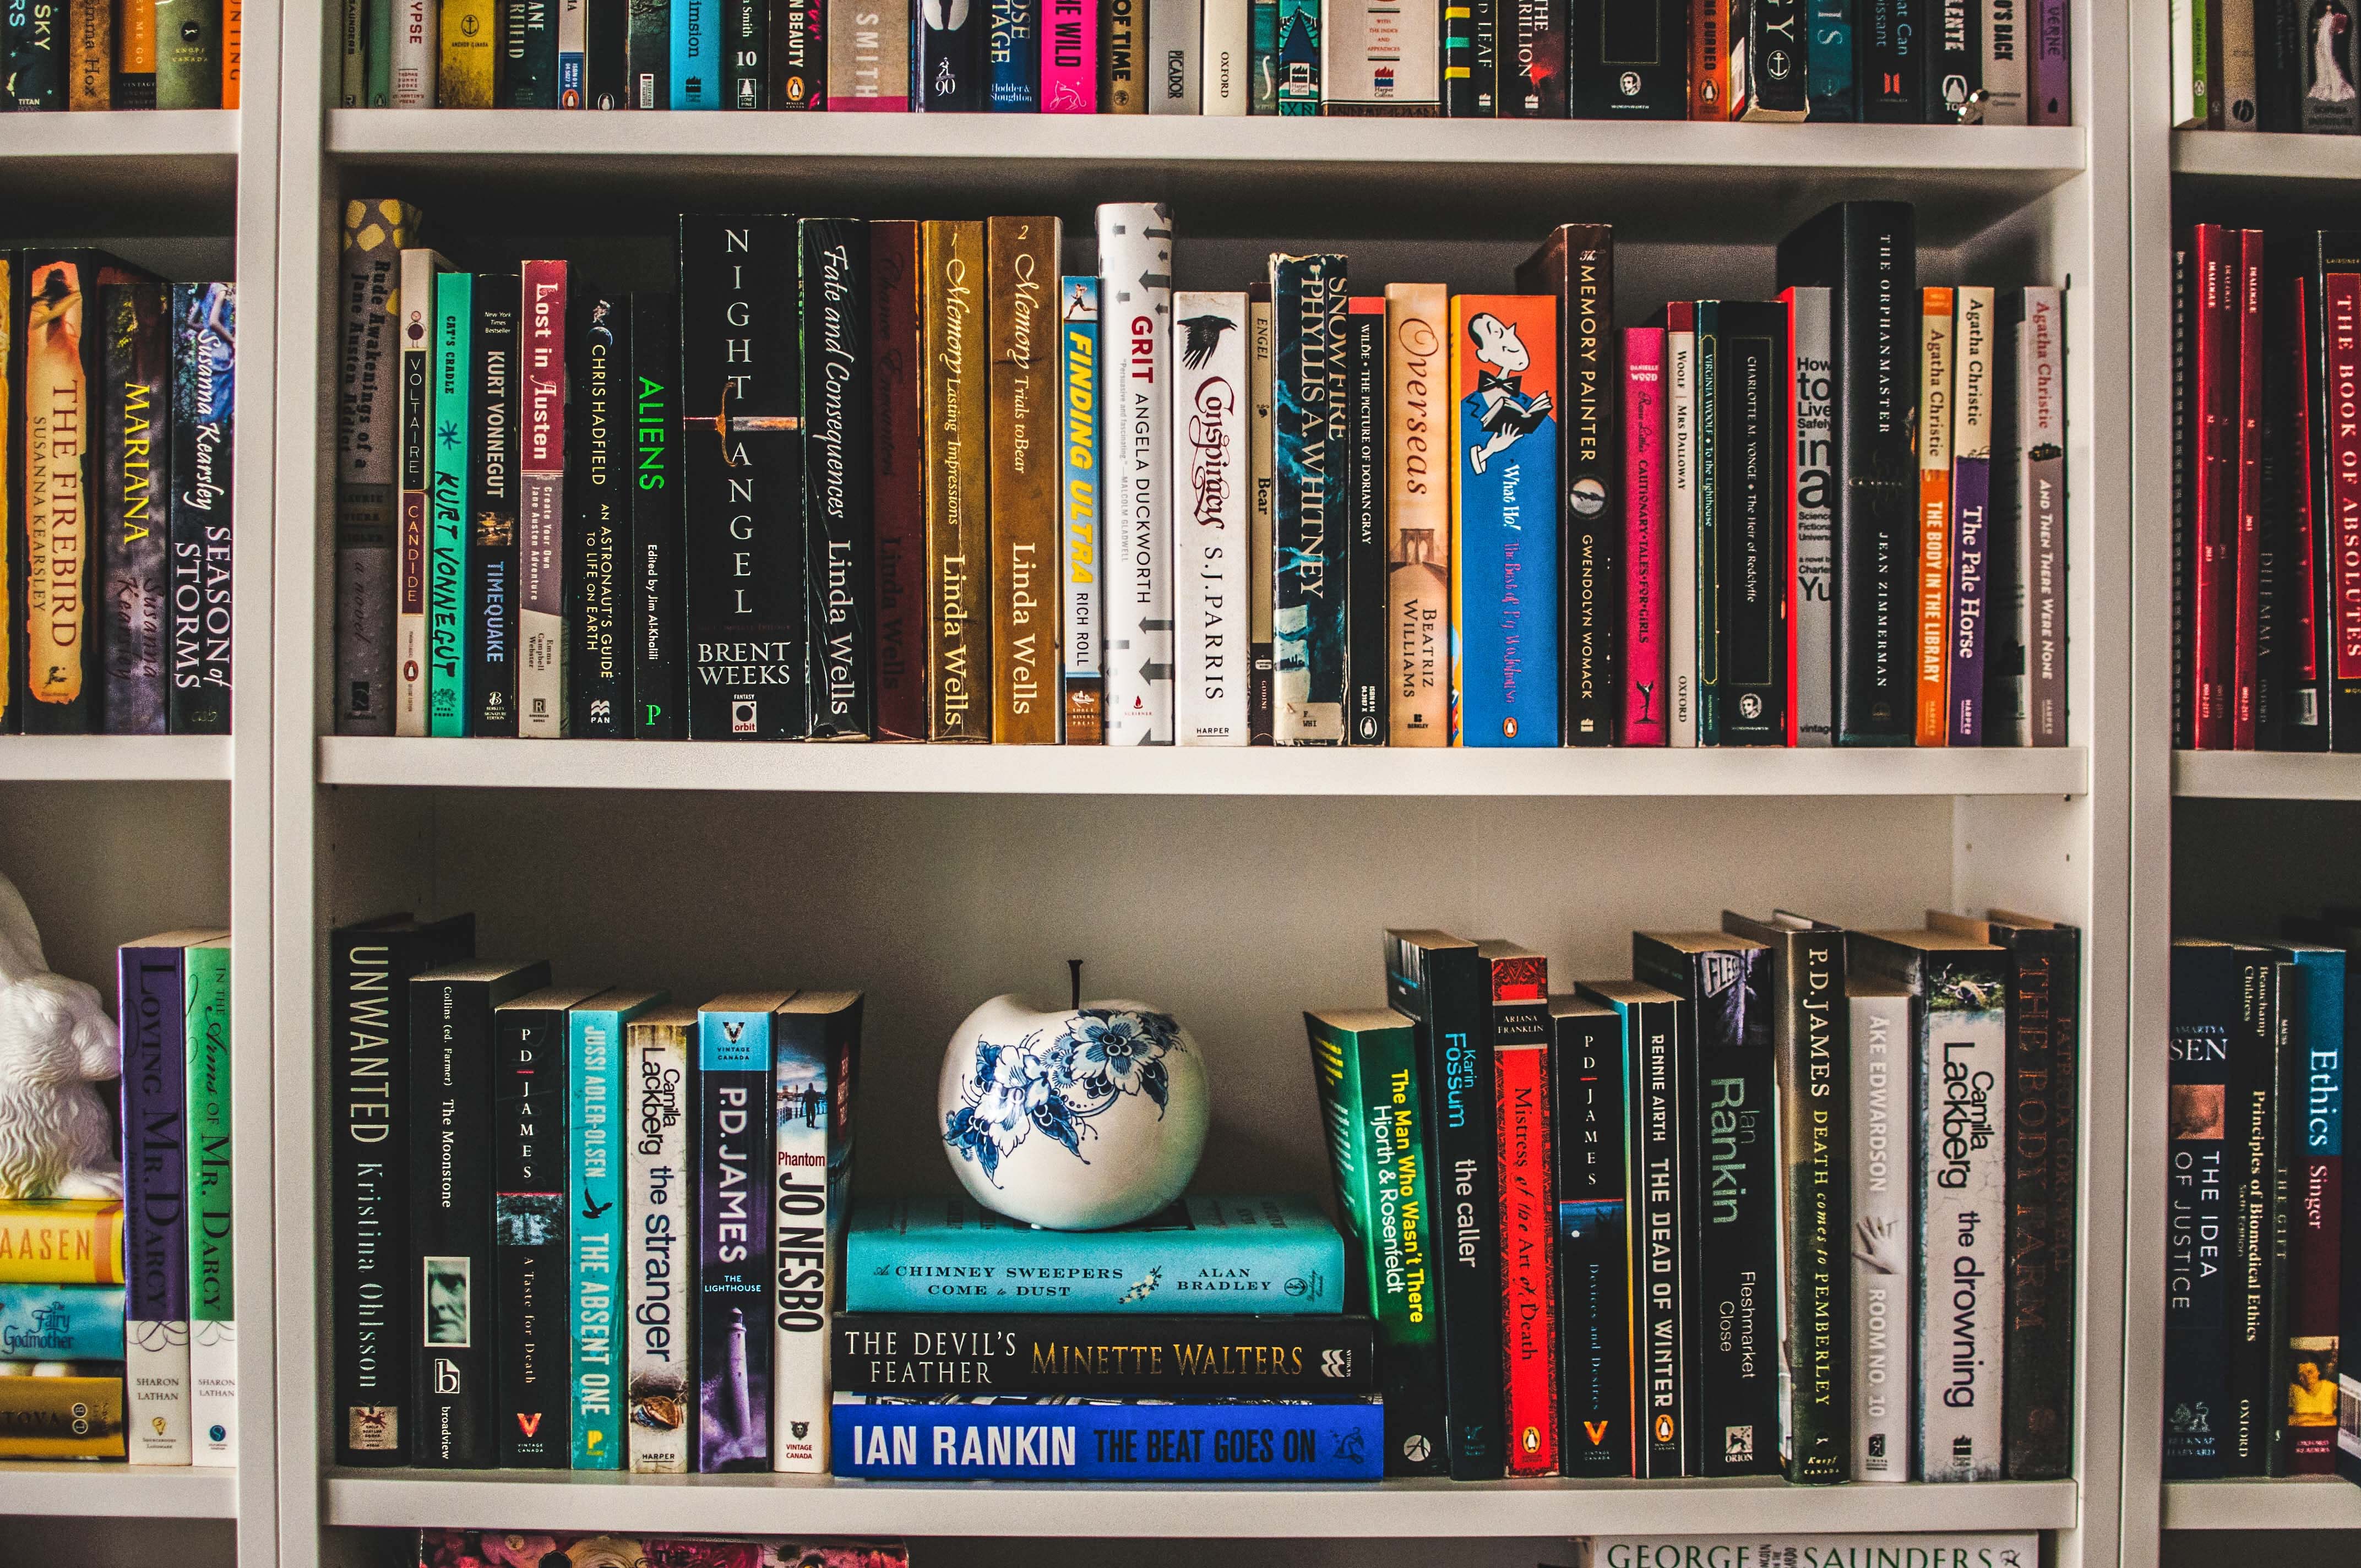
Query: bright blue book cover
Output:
[[569, 989, 667, 1469], [697, 993, 784, 1472], [0, 1285, 127, 1361], [1808, 0, 1854, 120], [1449, 295, 1560, 747], [847, 1194, 1343, 1314], [833, 1395, 1384, 1479], [988, 0, 1039, 107], [428, 273, 472, 739], [672, 0, 721, 106]]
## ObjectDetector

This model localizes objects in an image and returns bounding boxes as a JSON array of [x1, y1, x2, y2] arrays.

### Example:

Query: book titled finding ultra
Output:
[[847, 1195, 1343, 1314], [1060, 278, 1105, 742], [833, 1395, 1383, 1479]]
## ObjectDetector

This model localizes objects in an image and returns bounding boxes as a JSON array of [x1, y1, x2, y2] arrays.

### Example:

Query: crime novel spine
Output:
[[1568, 0, 1683, 113], [465, 275, 520, 737], [1666, 303, 1699, 747], [680, 215, 806, 741], [1487, 948, 1558, 1476], [625, 1004, 695, 1473], [1321, 0, 1439, 110], [1344, 297, 1385, 743], [770, 992, 864, 1474], [803, 220, 875, 741], [989, 216, 1062, 744], [1274, 0, 1316, 109], [183, 939, 233, 1466], [1551, 995, 1628, 1474], [119, 936, 195, 1464], [627, 293, 684, 739], [698, 994, 783, 1472], [1624, 327, 1668, 745], [1101, 204, 1178, 743], [1849, 976, 1912, 1480], [1175, 290, 1250, 745], [568, 293, 629, 738], [994, 0, 1043, 105], [518, 258, 570, 738], [2165, 941, 2244, 1478], [831, 1314, 1380, 1392], [872, 222, 928, 740], [427, 273, 474, 739], [774, 0, 824, 106], [922, 220, 991, 741], [834, 1395, 1384, 1478], [100, 283, 171, 736], [1925, 0, 1978, 119], [1384, 284, 1449, 744], [1249, 283, 1277, 742], [1698, 299, 1788, 747], [1506, 0, 1566, 113], [1062, 278, 1106, 741], [1587, 981, 1684, 1474], [826, 0, 912, 106], [1946, 285, 1994, 746], [1914, 286, 1955, 747], [1271, 254, 1349, 746], [573, 991, 665, 1469], [166, 283, 233, 736], [493, 986, 589, 1468], [1519, 225, 1617, 744], [1862, 0, 1921, 118], [672, 0, 720, 103], [334, 202, 417, 736], [729, 0, 767, 105], [917, 0, 984, 105], [1304, 1007, 1451, 1477], [1041, 0, 1096, 106], [1689, 0, 1726, 116], [1449, 293, 1560, 746], [2016, 287, 2067, 747], [1785, 285, 1835, 747], [501, 0, 558, 104]]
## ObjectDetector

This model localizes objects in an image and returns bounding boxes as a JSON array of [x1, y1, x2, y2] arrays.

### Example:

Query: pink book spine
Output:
[[1040, 0, 1099, 110], [1622, 328, 1669, 745]]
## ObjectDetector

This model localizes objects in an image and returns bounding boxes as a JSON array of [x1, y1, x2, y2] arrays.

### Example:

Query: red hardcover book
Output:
[[871, 220, 927, 741], [1623, 328, 1668, 745], [2326, 255, 2361, 749], [1482, 941, 1557, 1477], [2287, 280, 2323, 740], [2190, 225, 2232, 749], [2233, 231, 2264, 750]]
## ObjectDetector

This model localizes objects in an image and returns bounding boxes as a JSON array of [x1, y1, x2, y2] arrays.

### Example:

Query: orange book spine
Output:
[[1689, 0, 1728, 117], [1914, 287, 1956, 747], [224, 0, 242, 106]]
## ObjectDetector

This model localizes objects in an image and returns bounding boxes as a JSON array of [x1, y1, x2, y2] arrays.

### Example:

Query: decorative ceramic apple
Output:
[[938, 977, 1210, 1231]]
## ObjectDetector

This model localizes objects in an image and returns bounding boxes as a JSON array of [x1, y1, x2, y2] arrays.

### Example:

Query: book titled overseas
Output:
[[1385, 284, 1450, 745], [572, 988, 670, 1470], [770, 992, 866, 1474], [622, 1003, 695, 1473], [1450, 294, 1560, 746], [848, 1195, 1342, 1315], [832, 1314, 1378, 1393], [834, 1395, 1384, 1479]]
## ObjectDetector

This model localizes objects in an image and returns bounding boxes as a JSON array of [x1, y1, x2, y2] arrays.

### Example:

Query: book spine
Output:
[[1706, 300, 1789, 746], [1925, 0, 1977, 118], [730, 0, 767, 104], [570, 1006, 627, 1469], [568, 294, 629, 738], [2175, 249, 2191, 751], [804, 221, 875, 740], [1564, 229, 1619, 745], [502, 0, 559, 103], [1041, 0, 1097, 105], [440, 0, 498, 103], [628, 293, 684, 739], [2166, 946, 2234, 1478], [0, 1286, 128, 1360], [922, 220, 992, 741], [412, 974, 493, 1467], [2226, 960, 2277, 1472], [1554, 1006, 1629, 1474], [428, 274, 474, 739], [2001, 927, 2080, 1480], [1448, 293, 1560, 745], [1249, 286, 1277, 742], [871, 222, 928, 739], [1, 255, 12, 734], [833, 1313, 1380, 1392], [1102, 0, 1143, 107], [1204, 0, 1248, 109], [21, 255, 95, 734], [183, 944, 233, 1467], [1787, 287, 1835, 747], [833, 1396, 1385, 1478], [1916, 954, 2008, 1480], [1690, 950, 1781, 1475], [2234, 237, 2265, 749], [1568, 0, 1681, 112], [2030, 0, 2068, 119], [2320, 241, 2361, 749], [1271, 255, 1349, 745], [1850, 984, 1912, 1479], [2197, 230, 2235, 747], [370, 0, 393, 105], [156, 0, 225, 105], [625, 1015, 691, 1472], [1622, 328, 1668, 745], [1345, 298, 1386, 743], [516, 260, 569, 737], [1501, 0, 1564, 113], [100, 284, 171, 736], [1385, 284, 1449, 744], [1667, 304, 1698, 747], [556, 0, 585, 99], [119, 944, 192, 1464], [1149, 0, 1199, 108], [1735, 0, 1805, 116], [673, 0, 721, 102], [1274, 0, 1316, 109], [1100, 205, 1178, 742], [1777, 929, 1849, 1483], [167, 284, 233, 737], [1947, 285, 1994, 747], [1630, 995, 1687, 1475], [775, 0, 825, 104], [1442, 0, 1476, 112], [1695, 305, 1723, 744], [2020, 288, 2066, 745], [1983, 0, 2023, 119], [469, 275, 521, 738], [589, 0, 629, 102], [697, 1007, 775, 1471], [1807, 0, 1852, 116], [388, 0, 434, 101], [2287, 950, 2342, 1474], [1062, 279, 1106, 741], [2216, 0, 2254, 126], [0, 1377, 126, 1460], [770, 1003, 861, 1474], [0, 1205, 126, 1284], [1176, 291, 1252, 745], [828, 0, 913, 104], [989, 217, 1060, 744], [494, 1004, 571, 1467], [335, 205, 414, 736], [1689, 0, 1726, 115], [122, 0, 161, 108], [630, 0, 670, 104], [679, 215, 806, 740], [1862, 0, 1920, 118], [1320, 0, 1439, 110], [1915, 287, 1955, 747], [918, 0, 984, 105], [1494, 963, 1559, 1476]]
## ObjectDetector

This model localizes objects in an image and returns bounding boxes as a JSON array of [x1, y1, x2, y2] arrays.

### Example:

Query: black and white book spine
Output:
[[2226, 957, 2280, 1473], [1150, 0, 1203, 108], [1982, 0, 2025, 121], [917, 0, 985, 106], [1666, 304, 1699, 748], [1788, 286, 1835, 746], [1345, 297, 1386, 745], [2165, 942, 2244, 1478], [770, 993, 864, 1474], [335, 203, 416, 736], [1701, 301, 1789, 747], [625, 1005, 694, 1473], [802, 220, 875, 741], [1566, 0, 1683, 113], [519, 258, 572, 738], [494, 986, 591, 1469], [569, 295, 631, 738], [731, 0, 769, 105], [1848, 978, 1912, 1480], [1733, 0, 1807, 117], [1097, 203, 1177, 744], [1321, 0, 1441, 110], [393, 0, 438, 102], [630, 293, 687, 739], [1916, 960, 2007, 1480], [1628, 987, 1688, 1476], [467, 275, 521, 738], [1249, 284, 1277, 744], [2017, 287, 2066, 747], [1174, 290, 1250, 745], [1926, 0, 1979, 118], [1203, 0, 1250, 110]]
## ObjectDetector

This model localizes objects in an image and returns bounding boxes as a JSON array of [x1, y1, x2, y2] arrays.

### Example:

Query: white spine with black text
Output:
[[1848, 978, 1912, 1481], [1097, 204, 1177, 744], [1917, 968, 2007, 1480], [1787, 286, 1835, 746], [625, 1007, 694, 1474], [1174, 291, 1250, 744]]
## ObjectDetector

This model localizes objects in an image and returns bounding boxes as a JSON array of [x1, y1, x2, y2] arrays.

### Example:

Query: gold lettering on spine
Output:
[[26, 262, 89, 705]]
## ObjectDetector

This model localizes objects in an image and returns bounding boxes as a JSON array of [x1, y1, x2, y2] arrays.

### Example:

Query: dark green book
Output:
[[156, 0, 224, 108], [501, 0, 559, 105]]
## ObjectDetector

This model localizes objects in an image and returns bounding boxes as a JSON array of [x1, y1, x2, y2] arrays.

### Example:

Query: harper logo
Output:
[[1319, 1349, 1351, 1378]]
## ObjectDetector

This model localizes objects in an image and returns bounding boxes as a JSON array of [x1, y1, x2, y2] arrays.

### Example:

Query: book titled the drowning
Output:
[[831, 1395, 1384, 1479]]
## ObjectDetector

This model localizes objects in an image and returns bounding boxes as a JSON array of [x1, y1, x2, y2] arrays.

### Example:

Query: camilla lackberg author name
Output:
[[830, 1395, 1384, 1480]]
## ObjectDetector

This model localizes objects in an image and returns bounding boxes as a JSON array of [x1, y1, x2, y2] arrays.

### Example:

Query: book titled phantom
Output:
[[832, 1395, 1384, 1479]]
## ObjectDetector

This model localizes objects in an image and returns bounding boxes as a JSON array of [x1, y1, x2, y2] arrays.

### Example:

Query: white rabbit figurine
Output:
[[0, 871, 122, 1200]]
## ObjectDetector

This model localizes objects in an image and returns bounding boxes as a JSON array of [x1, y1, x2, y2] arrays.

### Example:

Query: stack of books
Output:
[[831, 1194, 1383, 1478], [0, 1200, 129, 1458]]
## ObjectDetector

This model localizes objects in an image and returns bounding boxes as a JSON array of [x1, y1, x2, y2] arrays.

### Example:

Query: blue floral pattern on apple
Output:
[[944, 1008, 1184, 1175]]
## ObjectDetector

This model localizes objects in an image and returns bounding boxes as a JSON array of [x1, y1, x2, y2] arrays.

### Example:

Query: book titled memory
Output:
[[120, 932, 214, 1464], [922, 220, 992, 742], [770, 992, 865, 1475], [988, 216, 1063, 745], [698, 992, 789, 1473], [848, 1195, 1342, 1315], [834, 1395, 1384, 1479], [573, 988, 668, 1469], [1450, 293, 1560, 746], [1099, 203, 1177, 744], [1272, 253, 1349, 746], [1385, 284, 1449, 745], [833, 1314, 1378, 1393], [624, 1003, 696, 1473], [1174, 290, 1249, 744], [1060, 277, 1106, 742]]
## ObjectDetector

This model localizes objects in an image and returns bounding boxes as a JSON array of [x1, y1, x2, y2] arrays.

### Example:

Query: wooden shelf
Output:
[[0, 1462, 237, 1519], [2162, 1477, 2361, 1531], [2172, 752, 2361, 801], [0, 736, 234, 783], [318, 736, 2091, 797]]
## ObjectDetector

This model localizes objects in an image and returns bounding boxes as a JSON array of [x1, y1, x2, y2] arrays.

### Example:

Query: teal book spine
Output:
[[0, 1286, 127, 1361], [846, 1194, 1344, 1314], [368, 0, 395, 102], [428, 273, 474, 739], [1274, 0, 1315, 112], [569, 991, 666, 1469]]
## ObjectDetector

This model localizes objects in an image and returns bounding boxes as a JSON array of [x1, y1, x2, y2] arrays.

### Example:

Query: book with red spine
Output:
[[1689, 0, 1727, 117], [1480, 941, 1557, 1478], [519, 258, 570, 738], [2282, 277, 2326, 748], [2190, 225, 2234, 749], [2233, 230, 2265, 750], [2319, 235, 2361, 751], [1624, 327, 1668, 745], [871, 221, 927, 741], [1914, 287, 1955, 747]]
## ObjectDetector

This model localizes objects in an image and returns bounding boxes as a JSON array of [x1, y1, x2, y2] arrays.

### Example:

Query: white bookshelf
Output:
[[0, 1461, 240, 1519], [2161, 1479, 2361, 1532], [2173, 752, 2361, 800], [0, 736, 235, 782]]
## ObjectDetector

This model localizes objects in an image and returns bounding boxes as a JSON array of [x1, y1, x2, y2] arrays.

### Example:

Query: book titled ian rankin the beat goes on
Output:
[[331, 198, 2069, 755]]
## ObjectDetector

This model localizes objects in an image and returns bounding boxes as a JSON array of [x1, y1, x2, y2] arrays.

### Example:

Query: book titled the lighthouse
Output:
[[698, 992, 790, 1472]]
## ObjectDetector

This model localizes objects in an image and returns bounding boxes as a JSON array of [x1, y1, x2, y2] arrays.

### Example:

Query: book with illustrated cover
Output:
[[922, 220, 991, 742], [1507, 0, 1566, 114], [698, 992, 790, 1473], [573, 989, 668, 1470], [1176, 290, 1250, 745], [1344, 296, 1385, 745], [335, 200, 419, 737], [831, 1313, 1378, 1393], [183, 936, 233, 1466], [1450, 293, 1559, 747], [770, 992, 864, 1474], [167, 283, 233, 737], [120, 931, 215, 1465], [519, 258, 571, 738], [624, 1002, 695, 1473], [1385, 284, 1449, 745], [100, 282, 171, 736], [567, 292, 630, 739], [871, 221, 927, 741], [989, 217, 1062, 745], [629, 292, 685, 739], [1274, 0, 1316, 110], [803, 219, 875, 741], [1061, 277, 1105, 742], [834, 1395, 1384, 1479], [467, 274, 520, 738], [1100, 204, 1177, 743], [1550, 992, 1628, 1475], [427, 272, 473, 739]]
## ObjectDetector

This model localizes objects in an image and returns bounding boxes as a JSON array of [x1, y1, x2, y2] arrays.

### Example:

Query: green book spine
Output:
[[155, 0, 225, 107], [1304, 1009, 1448, 1476], [368, 0, 395, 101], [428, 274, 473, 738], [184, 939, 235, 1467]]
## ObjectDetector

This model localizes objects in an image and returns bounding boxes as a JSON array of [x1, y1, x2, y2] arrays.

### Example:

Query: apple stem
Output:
[[1068, 957, 1084, 1011]]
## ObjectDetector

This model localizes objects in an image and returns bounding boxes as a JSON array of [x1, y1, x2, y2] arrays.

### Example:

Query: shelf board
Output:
[[0, 1461, 236, 1519], [0, 736, 233, 783], [0, 111, 239, 232], [321, 112, 2085, 245], [2162, 1477, 2361, 1531], [2170, 751, 2361, 801], [2171, 129, 2361, 181], [327, 1471, 2079, 1537], [319, 737, 2090, 797]]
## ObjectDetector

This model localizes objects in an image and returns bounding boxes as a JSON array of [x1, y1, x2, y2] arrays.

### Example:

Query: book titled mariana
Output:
[[847, 1195, 1343, 1314], [833, 1395, 1384, 1479]]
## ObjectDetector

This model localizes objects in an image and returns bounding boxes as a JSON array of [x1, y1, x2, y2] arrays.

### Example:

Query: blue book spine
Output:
[[1807, 0, 1854, 119], [1274, 0, 1317, 112], [989, 0, 1040, 106], [570, 995, 662, 1468], [1451, 296, 1560, 747], [428, 273, 472, 739], [673, 0, 721, 105], [0, 1286, 128, 1361], [833, 1396, 1385, 1479], [698, 1001, 776, 1471]]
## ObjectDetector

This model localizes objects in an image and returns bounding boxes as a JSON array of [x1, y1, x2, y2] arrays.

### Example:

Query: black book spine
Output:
[[802, 219, 875, 739], [1739, 0, 1807, 115], [2166, 944, 2238, 1479], [569, 295, 630, 738], [1470, 0, 1500, 113], [167, 282, 233, 736], [1384, 935, 1505, 1479], [1925, 0, 1978, 120], [773, 0, 824, 105], [1553, 1001, 1629, 1475], [502, 0, 561, 105], [695, 1016, 776, 1471], [589, 0, 630, 104], [732, 0, 769, 105], [2223, 952, 2278, 1474], [1443, 0, 1486, 115], [1706, 301, 1788, 746], [1347, 301, 1386, 745], [832, 1314, 1379, 1393], [1628, 990, 1687, 1476], [1503, 0, 1568, 115], [100, 283, 171, 736], [495, 1000, 574, 1467], [631, 293, 686, 739], [5, 1, 62, 107], [919, 0, 985, 107], [1778, 925, 1849, 1482], [1567, 0, 1684, 115], [628, 0, 671, 104], [679, 214, 808, 741], [1861, 0, 1922, 119], [2267, 958, 2303, 1476], [469, 276, 521, 738], [1999, 923, 2079, 1479]]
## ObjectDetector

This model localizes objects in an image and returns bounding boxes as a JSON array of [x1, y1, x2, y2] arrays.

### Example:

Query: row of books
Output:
[[417, 1536, 906, 1568], [0, 255, 237, 737], [328, 197, 2069, 750], [331, 0, 2072, 122], [1308, 917, 2079, 1482], [2164, 918, 2355, 1482], [2171, 226, 2361, 752], [326, 912, 863, 1472], [2170, 0, 2360, 132], [0, 0, 240, 110]]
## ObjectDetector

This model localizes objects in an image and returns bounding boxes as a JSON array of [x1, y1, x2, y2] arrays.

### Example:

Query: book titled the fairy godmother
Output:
[[1449, 294, 1559, 747]]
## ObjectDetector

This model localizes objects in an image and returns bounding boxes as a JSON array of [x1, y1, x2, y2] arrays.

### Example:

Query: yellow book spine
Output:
[[68, 1, 112, 109], [224, 0, 242, 106], [0, 1376, 127, 1460], [120, 0, 159, 73], [1385, 282, 1450, 746], [439, 0, 498, 107], [0, 259, 12, 732], [0, 1202, 126, 1286], [987, 215, 1063, 744]]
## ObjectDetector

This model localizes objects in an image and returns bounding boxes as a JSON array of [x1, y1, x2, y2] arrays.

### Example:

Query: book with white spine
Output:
[[625, 1005, 694, 1473], [1665, 304, 1699, 748], [1202, 0, 1250, 111], [1151, 0, 1204, 109], [1578, 1536, 2036, 1568], [1847, 975, 1912, 1482], [1097, 204, 1176, 744], [770, 993, 864, 1475], [392, 0, 438, 104], [1174, 292, 1249, 744]]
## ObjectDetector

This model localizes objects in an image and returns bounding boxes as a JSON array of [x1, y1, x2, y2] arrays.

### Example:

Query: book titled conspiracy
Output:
[[832, 1395, 1384, 1479]]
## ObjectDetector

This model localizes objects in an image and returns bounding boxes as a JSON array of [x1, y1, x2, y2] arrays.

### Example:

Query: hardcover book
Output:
[[803, 220, 875, 741], [871, 221, 928, 741], [334, 200, 419, 737], [1947, 285, 1995, 746], [698, 992, 790, 1472], [0, 1376, 126, 1460], [832, 1313, 1379, 1393], [833, 1395, 1384, 1479], [1507, 0, 1566, 113], [623, 1003, 694, 1473], [1484, 945, 1557, 1477], [922, 220, 992, 742], [520, 257, 571, 738], [427, 273, 474, 740], [827, 0, 912, 105], [1100, 204, 1178, 743], [1344, 296, 1386, 744], [988, 217, 1063, 744], [1847, 973, 1913, 1480], [1104, 0, 1145, 107], [1567, 0, 1684, 114], [183, 936, 233, 1466], [2314, 236, 2361, 752], [156, 0, 224, 105], [1176, 290, 1250, 744], [1784, 285, 1836, 747], [2164, 940, 2256, 1478], [767, 993, 865, 1478], [1733, 0, 1805, 116], [574, 989, 669, 1469], [100, 283, 171, 736], [1384, 284, 1449, 745], [629, 292, 685, 739], [567, 292, 630, 739], [1623, 327, 1668, 745], [1862, 0, 1921, 118], [1450, 293, 1560, 746], [1695, 299, 1790, 746], [1061, 277, 1106, 741], [120, 932, 213, 1465], [1549, 993, 1628, 1476], [167, 283, 234, 737]]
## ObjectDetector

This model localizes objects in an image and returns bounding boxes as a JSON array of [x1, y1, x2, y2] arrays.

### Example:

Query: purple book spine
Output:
[[2029, 0, 2069, 123], [697, 1003, 776, 1473], [119, 941, 192, 1463]]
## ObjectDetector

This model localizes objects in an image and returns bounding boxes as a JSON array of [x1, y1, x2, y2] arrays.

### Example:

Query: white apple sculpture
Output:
[[938, 977, 1210, 1231]]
